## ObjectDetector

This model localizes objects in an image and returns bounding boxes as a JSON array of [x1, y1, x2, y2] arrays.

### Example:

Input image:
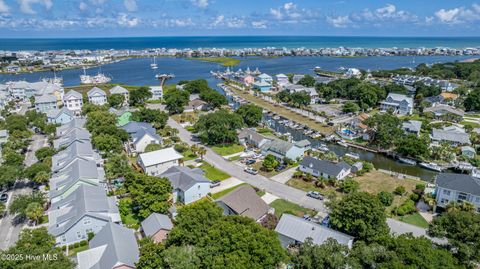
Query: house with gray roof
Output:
[[160, 166, 210, 205], [48, 185, 120, 246], [77, 222, 139, 269], [141, 213, 173, 243], [56, 118, 86, 137], [35, 94, 58, 113], [300, 156, 351, 180], [53, 128, 91, 149], [216, 185, 271, 221], [138, 147, 183, 176], [87, 87, 107, 105], [461, 146, 476, 159], [238, 128, 271, 148], [260, 139, 308, 161], [424, 104, 464, 120], [402, 120, 422, 136], [275, 214, 354, 248], [109, 85, 129, 105], [46, 106, 74, 125], [63, 90, 83, 114], [51, 140, 101, 173], [380, 93, 413, 115], [435, 173, 480, 213], [121, 121, 162, 154], [431, 126, 471, 146]]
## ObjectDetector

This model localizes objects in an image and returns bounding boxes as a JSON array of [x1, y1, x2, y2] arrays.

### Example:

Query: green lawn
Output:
[[211, 183, 247, 199], [398, 213, 429, 228], [211, 144, 245, 156], [190, 57, 241, 67], [460, 121, 480, 128], [257, 127, 273, 135], [270, 199, 316, 218], [119, 198, 141, 229], [182, 150, 198, 161], [200, 162, 230, 181], [67, 245, 88, 257], [228, 155, 241, 161]]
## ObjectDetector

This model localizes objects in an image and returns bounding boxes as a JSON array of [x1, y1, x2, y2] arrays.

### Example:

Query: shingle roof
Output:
[[424, 105, 465, 116], [64, 90, 82, 99], [49, 159, 101, 198], [138, 147, 183, 167], [52, 140, 95, 172], [301, 156, 350, 178], [261, 139, 294, 156], [53, 128, 91, 149], [238, 128, 269, 145], [87, 87, 107, 97], [141, 213, 173, 237], [431, 128, 471, 145], [216, 185, 269, 220], [109, 85, 129, 95], [436, 173, 480, 196], [161, 166, 209, 192], [56, 118, 86, 137], [35, 94, 57, 104], [275, 214, 354, 247], [46, 106, 74, 120], [402, 120, 422, 133]]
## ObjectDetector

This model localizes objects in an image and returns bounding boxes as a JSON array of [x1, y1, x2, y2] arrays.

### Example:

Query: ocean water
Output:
[[1, 36, 480, 51]]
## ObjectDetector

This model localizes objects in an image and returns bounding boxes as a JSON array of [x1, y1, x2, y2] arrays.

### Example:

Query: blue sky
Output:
[[0, 0, 479, 37]]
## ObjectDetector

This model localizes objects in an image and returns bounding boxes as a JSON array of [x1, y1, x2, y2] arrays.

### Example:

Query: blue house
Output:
[[35, 94, 58, 113], [47, 107, 75, 125], [253, 81, 272, 92]]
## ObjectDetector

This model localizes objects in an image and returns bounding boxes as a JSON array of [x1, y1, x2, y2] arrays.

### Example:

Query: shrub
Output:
[[88, 232, 95, 241], [61, 245, 67, 251], [80, 240, 87, 246], [394, 186, 406, 196], [395, 199, 416, 216], [340, 178, 359, 194], [377, 191, 394, 206], [409, 193, 420, 202], [73, 242, 80, 249]]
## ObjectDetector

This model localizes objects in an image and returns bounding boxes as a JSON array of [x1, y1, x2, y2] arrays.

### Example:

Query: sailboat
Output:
[[151, 56, 158, 70]]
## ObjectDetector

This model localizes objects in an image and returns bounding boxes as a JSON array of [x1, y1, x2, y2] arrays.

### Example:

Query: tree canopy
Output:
[[131, 108, 168, 129], [194, 109, 244, 145], [297, 75, 316, 87], [129, 87, 152, 106], [164, 89, 189, 115], [236, 104, 263, 127], [107, 93, 125, 108]]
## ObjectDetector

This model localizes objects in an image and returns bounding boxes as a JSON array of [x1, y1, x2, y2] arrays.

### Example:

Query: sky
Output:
[[0, 0, 479, 37]]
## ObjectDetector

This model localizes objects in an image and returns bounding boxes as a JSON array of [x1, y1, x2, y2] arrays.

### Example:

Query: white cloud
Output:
[[17, 0, 53, 14], [435, 8, 461, 23], [226, 17, 245, 28], [79, 1, 87, 11], [0, 0, 9, 13], [327, 15, 351, 28], [376, 4, 396, 17], [270, 8, 283, 20], [192, 0, 208, 9], [117, 13, 139, 27], [434, 5, 480, 24], [169, 18, 194, 27], [212, 15, 224, 27], [251, 20, 267, 29], [269, 2, 316, 23], [124, 0, 137, 12]]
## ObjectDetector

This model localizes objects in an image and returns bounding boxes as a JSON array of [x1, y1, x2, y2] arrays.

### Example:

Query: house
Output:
[[46, 107, 75, 125], [53, 128, 91, 149], [252, 81, 272, 92], [48, 185, 120, 246], [141, 213, 173, 243], [276, 74, 289, 85], [243, 75, 255, 86], [435, 173, 480, 213], [275, 214, 354, 249], [160, 166, 210, 204], [87, 87, 107, 105], [149, 86, 163, 100], [121, 121, 162, 154], [284, 84, 318, 104], [35, 94, 58, 113], [344, 68, 362, 78], [424, 104, 464, 121], [238, 128, 271, 148], [292, 74, 304, 84], [300, 156, 351, 180], [49, 159, 104, 203], [380, 93, 413, 115], [52, 140, 101, 173], [184, 99, 207, 113], [63, 90, 83, 114], [109, 107, 132, 126], [260, 139, 309, 161], [109, 85, 129, 105], [138, 147, 183, 176], [77, 223, 139, 269], [56, 118, 86, 137], [461, 146, 476, 159], [257, 73, 273, 84], [431, 126, 471, 146], [216, 185, 271, 221], [402, 120, 422, 136], [351, 162, 363, 173]]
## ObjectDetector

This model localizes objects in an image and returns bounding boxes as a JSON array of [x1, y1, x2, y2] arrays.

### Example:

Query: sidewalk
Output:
[[261, 192, 279, 204]]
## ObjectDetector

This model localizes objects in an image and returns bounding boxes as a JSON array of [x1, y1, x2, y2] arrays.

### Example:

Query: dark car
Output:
[[245, 159, 256, 165], [210, 180, 221, 188], [306, 191, 323, 200], [0, 193, 8, 203], [275, 164, 286, 172]]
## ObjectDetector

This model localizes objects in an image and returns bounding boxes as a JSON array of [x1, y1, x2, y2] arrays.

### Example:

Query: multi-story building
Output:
[[435, 173, 480, 213]]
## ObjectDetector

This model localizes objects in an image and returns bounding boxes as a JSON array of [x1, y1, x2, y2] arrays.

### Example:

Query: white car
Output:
[[244, 167, 259, 175]]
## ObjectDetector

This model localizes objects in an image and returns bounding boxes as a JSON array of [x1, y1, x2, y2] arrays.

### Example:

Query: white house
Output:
[[300, 156, 351, 180], [380, 93, 413, 115], [121, 121, 162, 154], [46, 107, 75, 125], [109, 85, 129, 105], [435, 173, 480, 213], [260, 139, 310, 161], [160, 166, 211, 205], [87, 87, 107, 105], [63, 90, 83, 114], [149, 86, 163, 100], [138, 147, 183, 176], [276, 74, 289, 86]]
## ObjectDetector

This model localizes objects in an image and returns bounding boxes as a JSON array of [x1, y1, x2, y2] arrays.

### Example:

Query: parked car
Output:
[[245, 159, 256, 165], [244, 167, 259, 175], [306, 191, 323, 200], [0, 193, 8, 203], [252, 153, 263, 159], [210, 180, 221, 188], [275, 164, 286, 172]]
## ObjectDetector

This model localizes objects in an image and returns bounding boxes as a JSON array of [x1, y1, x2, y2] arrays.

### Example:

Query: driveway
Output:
[[210, 177, 244, 194], [270, 167, 298, 184]]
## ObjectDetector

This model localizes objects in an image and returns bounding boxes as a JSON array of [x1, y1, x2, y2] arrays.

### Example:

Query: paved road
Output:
[[168, 118, 327, 212], [0, 134, 47, 250]]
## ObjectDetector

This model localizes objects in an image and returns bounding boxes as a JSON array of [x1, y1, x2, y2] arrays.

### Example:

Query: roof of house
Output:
[[52, 140, 96, 172], [121, 121, 155, 134], [384, 93, 413, 106], [53, 128, 91, 149], [77, 223, 139, 269], [161, 166, 210, 192], [35, 94, 57, 104], [185, 99, 207, 110], [56, 118, 86, 137], [216, 185, 269, 220], [131, 126, 161, 146], [46, 106, 74, 119], [238, 128, 270, 145], [301, 156, 351, 178], [261, 139, 294, 156], [141, 213, 173, 237], [49, 159, 101, 198], [424, 104, 465, 116], [88, 87, 107, 97], [402, 120, 422, 133], [275, 214, 354, 247], [431, 128, 471, 145], [109, 85, 129, 95], [461, 146, 475, 152], [138, 147, 183, 167], [64, 90, 82, 99], [436, 173, 480, 196], [295, 139, 311, 148]]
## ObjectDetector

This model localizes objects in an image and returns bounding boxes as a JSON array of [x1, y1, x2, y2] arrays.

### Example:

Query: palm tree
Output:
[[197, 147, 207, 160], [190, 144, 199, 156], [26, 202, 44, 225]]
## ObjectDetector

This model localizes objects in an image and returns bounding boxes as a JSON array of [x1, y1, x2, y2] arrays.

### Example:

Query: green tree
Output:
[[25, 202, 44, 224], [193, 109, 244, 145], [0, 165, 20, 188], [365, 111, 403, 149], [339, 178, 359, 193], [235, 104, 263, 127], [5, 114, 28, 133], [35, 147, 56, 162], [297, 75, 316, 87], [107, 93, 125, 108], [184, 79, 210, 94], [92, 134, 123, 154], [163, 245, 201, 269], [164, 89, 189, 115], [9, 193, 46, 218], [136, 237, 166, 269], [104, 154, 131, 181], [262, 154, 278, 172], [342, 101, 360, 113], [377, 191, 394, 206], [464, 88, 480, 111], [81, 103, 109, 116], [289, 92, 311, 108], [397, 134, 429, 158], [199, 88, 227, 109], [129, 87, 153, 106], [145, 143, 162, 152], [131, 108, 168, 129], [23, 162, 50, 181], [329, 192, 389, 242], [292, 238, 351, 269], [33, 170, 50, 185]]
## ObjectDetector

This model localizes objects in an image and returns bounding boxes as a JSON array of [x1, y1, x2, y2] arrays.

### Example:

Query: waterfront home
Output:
[[461, 146, 476, 159], [435, 173, 480, 213], [121, 121, 162, 154], [344, 68, 362, 78], [216, 185, 271, 222], [53, 128, 91, 149], [109, 107, 132, 126], [138, 147, 183, 176], [243, 75, 255, 86], [48, 185, 120, 246], [284, 84, 318, 104], [160, 166, 211, 205], [141, 213, 173, 244], [300, 156, 351, 180], [260, 139, 309, 161], [46, 107, 75, 125], [49, 159, 104, 203], [7, 81, 34, 100], [252, 81, 272, 92], [77, 223, 139, 269], [87, 87, 107, 105], [63, 90, 83, 115], [402, 120, 422, 136], [424, 104, 464, 121], [292, 74, 305, 84], [275, 214, 354, 248], [276, 74, 289, 85], [238, 128, 271, 148], [380, 93, 413, 115], [35, 94, 58, 113], [431, 126, 471, 146], [149, 86, 163, 100], [184, 98, 207, 113], [56, 118, 86, 137], [109, 85, 129, 105], [258, 73, 273, 84], [52, 140, 101, 173]]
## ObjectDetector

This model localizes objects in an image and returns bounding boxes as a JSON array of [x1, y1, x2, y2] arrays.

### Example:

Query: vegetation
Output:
[[164, 89, 189, 114], [129, 86, 152, 106], [270, 199, 316, 218], [131, 108, 168, 129], [276, 90, 311, 108], [235, 104, 263, 127], [199, 162, 230, 181], [9, 192, 46, 219], [210, 143, 244, 156], [194, 109, 244, 145], [107, 93, 125, 108], [297, 74, 316, 87], [190, 57, 241, 67], [211, 183, 246, 199]]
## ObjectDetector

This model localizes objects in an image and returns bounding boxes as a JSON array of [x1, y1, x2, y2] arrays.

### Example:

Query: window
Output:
[[458, 193, 468, 201], [440, 198, 449, 204], [77, 231, 82, 239], [443, 189, 451, 196], [61, 235, 66, 242], [83, 217, 91, 225]]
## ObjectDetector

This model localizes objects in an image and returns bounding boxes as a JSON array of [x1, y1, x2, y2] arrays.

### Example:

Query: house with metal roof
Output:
[[402, 120, 422, 136], [109, 85, 129, 105], [48, 185, 120, 246], [46, 106, 75, 125], [87, 87, 107, 105], [300, 156, 351, 180], [160, 166, 211, 205], [138, 147, 183, 176], [431, 126, 471, 146], [260, 139, 308, 161], [63, 90, 83, 114], [216, 185, 271, 221], [56, 118, 87, 137], [275, 214, 354, 248], [121, 121, 162, 154], [238, 128, 271, 148], [380, 93, 413, 115], [424, 104, 464, 121], [53, 128, 91, 149], [77, 222, 139, 269], [52, 140, 101, 173], [435, 173, 480, 213], [35, 94, 58, 113], [141, 213, 173, 243]]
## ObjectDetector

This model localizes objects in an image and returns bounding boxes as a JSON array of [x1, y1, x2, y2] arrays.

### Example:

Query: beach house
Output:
[[87, 87, 107, 105], [435, 173, 480, 213], [380, 93, 413, 115], [138, 147, 183, 176], [35, 94, 58, 113], [300, 156, 351, 180], [160, 166, 211, 205], [109, 85, 129, 105], [63, 90, 83, 115]]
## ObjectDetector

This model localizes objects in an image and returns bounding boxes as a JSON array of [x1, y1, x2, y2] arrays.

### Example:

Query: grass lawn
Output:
[[211, 183, 247, 199], [67, 245, 89, 257], [257, 127, 273, 135], [190, 57, 241, 67], [211, 144, 245, 156], [286, 177, 338, 197], [398, 213, 429, 228], [119, 197, 141, 229], [228, 155, 241, 161], [182, 150, 198, 161], [356, 170, 420, 195], [171, 112, 200, 125], [270, 199, 317, 218], [460, 121, 480, 128], [200, 162, 230, 181]]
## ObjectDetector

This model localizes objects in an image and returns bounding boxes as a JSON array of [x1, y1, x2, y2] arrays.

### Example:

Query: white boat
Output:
[[80, 67, 111, 85], [318, 144, 329, 152], [418, 162, 443, 172], [398, 157, 417, 165], [151, 56, 158, 70], [337, 141, 349, 148], [345, 153, 360, 160]]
